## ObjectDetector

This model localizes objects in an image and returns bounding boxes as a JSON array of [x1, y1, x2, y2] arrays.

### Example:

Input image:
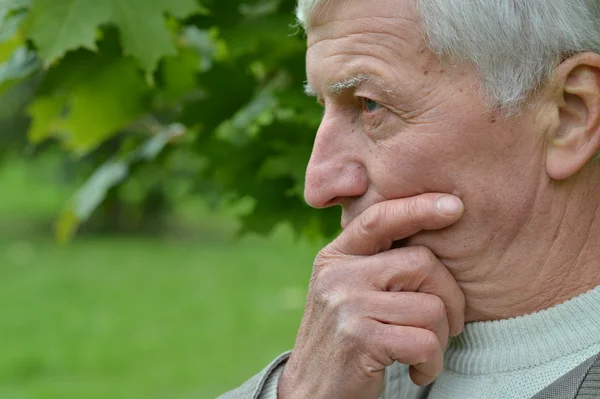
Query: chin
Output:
[[405, 229, 469, 267], [394, 232, 441, 252]]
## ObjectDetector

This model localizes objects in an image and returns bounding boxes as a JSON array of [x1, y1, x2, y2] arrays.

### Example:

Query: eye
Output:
[[360, 97, 382, 113]]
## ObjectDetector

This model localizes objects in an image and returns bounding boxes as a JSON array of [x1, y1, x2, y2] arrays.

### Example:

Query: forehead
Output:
[[305, 0, 434, 93], [307, 0, 420, 44], [310, 0, 415, 22]]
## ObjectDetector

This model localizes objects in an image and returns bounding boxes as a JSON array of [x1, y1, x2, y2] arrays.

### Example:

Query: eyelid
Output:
[[357, 89, 385, 102], [358, 96, 384, 113]]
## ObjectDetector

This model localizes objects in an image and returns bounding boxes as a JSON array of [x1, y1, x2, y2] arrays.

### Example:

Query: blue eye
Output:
[[362, 98, 381, 113]]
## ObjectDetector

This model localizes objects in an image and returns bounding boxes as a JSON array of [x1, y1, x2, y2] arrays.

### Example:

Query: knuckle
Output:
[[358, 205, 385, 236], [363, 325, 396, 365], [337, 314, 363, 341], [327, 290, 351, 312], [312, 255, 327, 275], [403, 197, 425, 222], [422, 296, 447, 331], [408, 245, 437, 268], [311, 252, 343, 285], [417, 330, 440, 363], [424, 295, 446, 319], [310, 269, 355, 310], [313, 247, 336, 271], [419, 294, 446, 319], [313, 243, 351, 272], [355, 351, 387, 382], [310, 267, 337, 299]]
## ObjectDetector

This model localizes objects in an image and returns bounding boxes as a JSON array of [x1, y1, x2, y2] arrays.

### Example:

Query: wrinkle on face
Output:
[[307, 18, 473, 124], [309, 0, 420, 31], [303, 0, 556, 320]]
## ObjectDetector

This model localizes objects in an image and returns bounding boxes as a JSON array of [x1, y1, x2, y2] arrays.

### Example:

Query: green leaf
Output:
[[110, 0, 202, 74], [127, 121, 185, 161], [27, 56, 148, 152], [0, 9, 27, 43], [61, 58, 148, 151], [239, 0, 280, 17], [0, 0, 30, 12], [55, 160, 129, 243], [56, 126, 182, 242], [215, 90, 277, 145], [0, 8, 40, 94], [55, 208, 78, 245], [26, 0, 204, 72], [26, 0, 111, 66], [0, 46, 40, 89], [181, 26, 221, 71], [0, 0, 30, 25], [27, 94, 67, 143], [0, 6, 29, 61], [161, 0, 205, 19], [215, 72, 288, 146], [74, 160, 130, 220], [18, 0, 340, 240], [160, 48, 201, 102]]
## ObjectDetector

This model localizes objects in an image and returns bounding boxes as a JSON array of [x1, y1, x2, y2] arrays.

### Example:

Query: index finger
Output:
[[327, 194, 464, 256]]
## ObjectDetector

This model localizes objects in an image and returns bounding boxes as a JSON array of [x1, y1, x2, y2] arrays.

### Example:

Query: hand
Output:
[[278, 194, 466, 399]]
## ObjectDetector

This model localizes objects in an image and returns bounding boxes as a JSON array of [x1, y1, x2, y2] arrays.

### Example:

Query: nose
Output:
[[304, 113, 369, 209]]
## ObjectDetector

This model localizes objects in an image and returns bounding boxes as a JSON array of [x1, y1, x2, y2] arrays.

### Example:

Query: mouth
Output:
[[392, 239, 408, 249]]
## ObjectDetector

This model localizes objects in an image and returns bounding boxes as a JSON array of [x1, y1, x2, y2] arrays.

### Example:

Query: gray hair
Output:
[[296, 0, 600, 113]]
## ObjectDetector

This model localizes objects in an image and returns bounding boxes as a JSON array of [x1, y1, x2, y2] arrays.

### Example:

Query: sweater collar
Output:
[[445, 285, 600, 375]]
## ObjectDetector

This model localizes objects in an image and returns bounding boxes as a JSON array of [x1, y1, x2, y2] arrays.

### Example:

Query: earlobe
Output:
[[546, 53, 600, 181]]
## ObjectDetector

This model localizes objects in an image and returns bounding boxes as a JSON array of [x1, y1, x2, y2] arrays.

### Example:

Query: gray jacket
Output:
[[219, 351, 600, 399]]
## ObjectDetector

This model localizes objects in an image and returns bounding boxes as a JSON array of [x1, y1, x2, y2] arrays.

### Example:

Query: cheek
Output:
[[365, 129, 474, 199], [365, 114, 544, 259], [369, 109, 536, 195]]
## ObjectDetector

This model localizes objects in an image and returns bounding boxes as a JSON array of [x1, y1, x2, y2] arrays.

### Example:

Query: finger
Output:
[[327, 194, 464, 257], [365, 247, 466, 336], [366, 321, 444, 384], [363, 292, 450, 350], [409, 365, 438, 387]]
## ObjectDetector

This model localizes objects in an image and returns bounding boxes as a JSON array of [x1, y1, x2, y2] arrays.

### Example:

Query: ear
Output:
[[546, 52, 600, 180]]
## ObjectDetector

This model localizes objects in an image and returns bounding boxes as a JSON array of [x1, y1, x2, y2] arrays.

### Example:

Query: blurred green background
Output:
[[0, 0, 337, 397]]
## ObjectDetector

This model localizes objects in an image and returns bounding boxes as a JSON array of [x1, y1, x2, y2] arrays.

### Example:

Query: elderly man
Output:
[[221, 0, 600, 398]]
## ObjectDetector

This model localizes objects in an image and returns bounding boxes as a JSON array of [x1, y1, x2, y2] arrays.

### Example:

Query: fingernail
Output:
[[436, 196, 463, 216]]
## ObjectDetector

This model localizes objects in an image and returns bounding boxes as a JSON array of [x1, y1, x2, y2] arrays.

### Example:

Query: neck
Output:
[[445, 284, 600, 375], [458, 165, 600, 322]]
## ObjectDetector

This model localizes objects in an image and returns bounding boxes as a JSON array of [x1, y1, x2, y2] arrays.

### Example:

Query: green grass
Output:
[[0, 156, 322, 398]]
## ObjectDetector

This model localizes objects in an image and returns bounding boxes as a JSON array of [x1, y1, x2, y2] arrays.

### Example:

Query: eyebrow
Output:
[[304, 73, 392, 98]]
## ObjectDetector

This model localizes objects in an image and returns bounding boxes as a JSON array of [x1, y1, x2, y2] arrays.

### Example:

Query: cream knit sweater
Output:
[[428, 284, 600, 398]]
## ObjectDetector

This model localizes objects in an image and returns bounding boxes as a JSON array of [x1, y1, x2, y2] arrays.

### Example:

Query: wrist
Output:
[[277, 364, 308, 399], [277, 365, 294, 399]]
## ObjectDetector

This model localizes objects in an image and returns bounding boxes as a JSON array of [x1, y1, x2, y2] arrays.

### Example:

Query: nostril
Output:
[[304, 162, 368, 209], [304, 186, 328, 209], [324, 197, 342, 208]]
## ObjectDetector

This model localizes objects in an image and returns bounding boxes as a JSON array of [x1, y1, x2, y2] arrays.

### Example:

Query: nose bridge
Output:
[[307, 110, 353, 178], [304, 111, 368, 208], [309, 114, 345, 165]]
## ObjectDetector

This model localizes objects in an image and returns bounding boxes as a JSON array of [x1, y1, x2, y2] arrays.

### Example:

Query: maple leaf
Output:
[[26, 0, 110, 66], [0, 0, 30, 14], [28, 55, 149, 153], [26, 0, 203, 73]]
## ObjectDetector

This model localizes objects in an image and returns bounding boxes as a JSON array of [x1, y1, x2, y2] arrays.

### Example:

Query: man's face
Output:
[[304, 0, 549, 272]]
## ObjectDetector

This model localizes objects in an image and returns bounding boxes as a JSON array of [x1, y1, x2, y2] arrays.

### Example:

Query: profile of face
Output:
[[303, 0, 551, 275]]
